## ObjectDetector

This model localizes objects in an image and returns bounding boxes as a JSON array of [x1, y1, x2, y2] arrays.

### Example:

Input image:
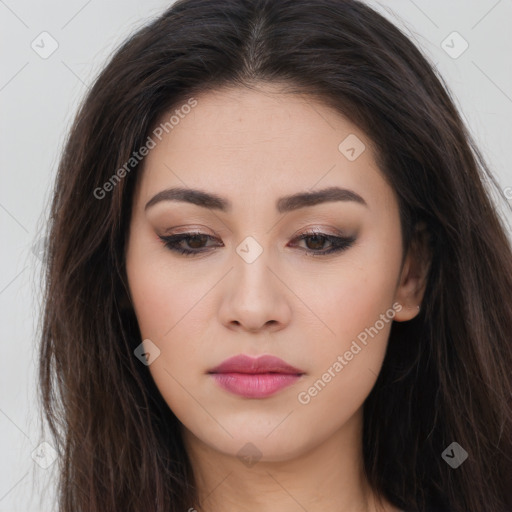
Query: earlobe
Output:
[[393, 221, 431, 322], [394, 303, 421, 322]]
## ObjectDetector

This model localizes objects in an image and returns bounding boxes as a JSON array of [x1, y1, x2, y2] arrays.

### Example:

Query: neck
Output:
[[181, 407, 397, 512]]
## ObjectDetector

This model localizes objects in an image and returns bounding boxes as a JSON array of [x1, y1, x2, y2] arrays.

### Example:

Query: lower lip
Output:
[[210, 372, 302, 398]]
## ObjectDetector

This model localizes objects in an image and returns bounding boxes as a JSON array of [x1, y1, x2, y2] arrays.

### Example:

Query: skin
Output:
[[125, 83, 429, 512]]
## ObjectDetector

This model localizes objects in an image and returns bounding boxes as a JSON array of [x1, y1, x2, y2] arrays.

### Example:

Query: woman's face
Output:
[[125, 83, 423, 462]]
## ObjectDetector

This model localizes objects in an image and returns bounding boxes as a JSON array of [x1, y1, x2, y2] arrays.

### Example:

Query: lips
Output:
[[208, 354, 304, 399], [208, 354, 304, 375]]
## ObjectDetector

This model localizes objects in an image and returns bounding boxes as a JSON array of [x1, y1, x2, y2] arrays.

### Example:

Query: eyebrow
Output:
[[144, 186, 367, 213]]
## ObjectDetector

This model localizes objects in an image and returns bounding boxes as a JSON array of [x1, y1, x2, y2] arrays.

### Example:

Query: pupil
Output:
[[306, 235, 325, 250], [188, 235, 207, 248]]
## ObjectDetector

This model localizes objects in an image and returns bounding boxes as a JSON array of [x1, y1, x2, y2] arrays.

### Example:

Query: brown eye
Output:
[[158, 232, 221, 256], [292, 232, 356, 256], [186, 234, 209, 249], [303, 234, 329, 250]]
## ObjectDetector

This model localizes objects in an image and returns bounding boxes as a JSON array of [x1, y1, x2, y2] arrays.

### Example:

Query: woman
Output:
[[38, 0, 512, 511]]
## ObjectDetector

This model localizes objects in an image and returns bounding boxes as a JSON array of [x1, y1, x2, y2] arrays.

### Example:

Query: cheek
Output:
[[293, 277, 395, 426], [125, 253, 208, 418], [291, 249, 400, 350], [126, 241, 208, 340], [125, 242, 216, 386], [290, 241, 401, 410]]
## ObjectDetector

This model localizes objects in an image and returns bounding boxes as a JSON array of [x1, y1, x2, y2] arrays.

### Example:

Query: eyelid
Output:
[[290, 224, 348, 238], [161, 225, 215, 236]]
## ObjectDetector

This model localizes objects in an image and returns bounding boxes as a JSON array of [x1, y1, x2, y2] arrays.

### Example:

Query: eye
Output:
[[158, 230, 356, 257], [158, 232, 222, 256], [290, 231, 356, 256]]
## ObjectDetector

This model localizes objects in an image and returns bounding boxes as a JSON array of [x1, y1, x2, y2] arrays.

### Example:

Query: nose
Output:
[[217, 246, 292, 334]]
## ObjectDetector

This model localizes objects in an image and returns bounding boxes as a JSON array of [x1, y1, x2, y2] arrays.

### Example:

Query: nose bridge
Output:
[[233, 234, 274, 299], [218, 233, 290, 331]]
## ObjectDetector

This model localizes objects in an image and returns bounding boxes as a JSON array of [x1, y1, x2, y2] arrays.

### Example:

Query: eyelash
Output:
[[158, 231, 356, 257]]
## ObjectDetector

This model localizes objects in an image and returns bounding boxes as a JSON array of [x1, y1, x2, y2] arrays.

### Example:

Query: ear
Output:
[[393, 221, 432, 322]]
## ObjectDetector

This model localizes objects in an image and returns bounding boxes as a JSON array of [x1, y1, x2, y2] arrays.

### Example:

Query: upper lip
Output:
[[208, 354, 304, 375]]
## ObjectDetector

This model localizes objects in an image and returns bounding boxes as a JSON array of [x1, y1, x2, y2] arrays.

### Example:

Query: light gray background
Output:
[[1, 1, 511, 510]]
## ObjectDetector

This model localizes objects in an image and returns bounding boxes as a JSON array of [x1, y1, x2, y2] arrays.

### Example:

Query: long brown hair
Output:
[[38, 0, 512, 510]]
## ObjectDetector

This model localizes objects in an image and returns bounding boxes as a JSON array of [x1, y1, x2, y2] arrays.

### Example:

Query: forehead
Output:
[[136, 84, 395, 215]]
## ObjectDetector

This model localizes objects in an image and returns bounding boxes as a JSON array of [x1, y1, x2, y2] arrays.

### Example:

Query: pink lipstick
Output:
[[208, 354, 304, 399]]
